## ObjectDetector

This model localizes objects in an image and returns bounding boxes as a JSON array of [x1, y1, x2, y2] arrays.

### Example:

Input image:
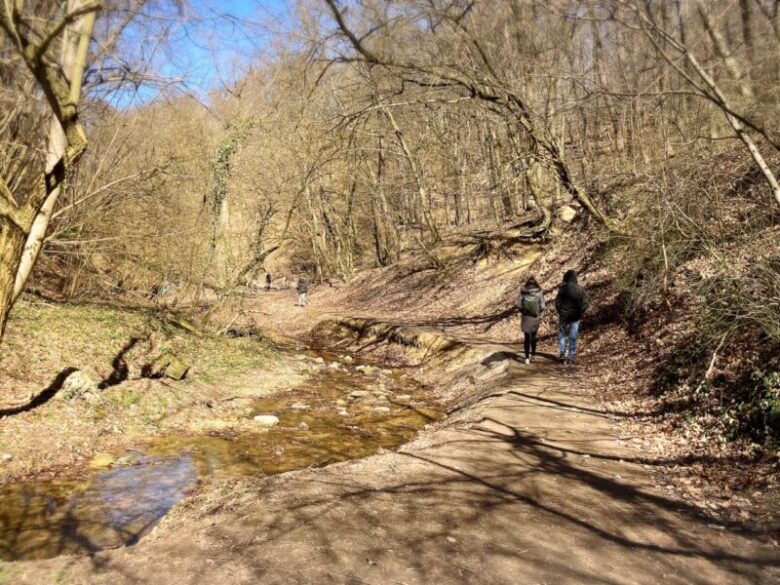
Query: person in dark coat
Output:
[[517, 277, 545, 364], [265, 272, 272, 291], [555, 269, 589, 365], [296, 278, 308, 307]]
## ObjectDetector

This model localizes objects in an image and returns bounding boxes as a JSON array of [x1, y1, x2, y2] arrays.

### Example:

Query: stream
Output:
[[0, 355, 440, 561]]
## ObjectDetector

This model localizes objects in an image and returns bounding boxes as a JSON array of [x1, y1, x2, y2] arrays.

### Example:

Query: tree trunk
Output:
[[381, 107, 440, 242], [369, 135, 393, 265], [739, 0, 755, 70], [696, 0, 754, 98], [0, 222, 28, 339], [452, 139, 464, 227], [13, 116, 66, 302], [305, 185, 329, 275], [12, 1, 97, 302], [488, 128, 514, 222]]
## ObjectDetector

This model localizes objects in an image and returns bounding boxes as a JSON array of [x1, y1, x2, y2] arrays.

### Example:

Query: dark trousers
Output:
[[523, 330, 538, 358]]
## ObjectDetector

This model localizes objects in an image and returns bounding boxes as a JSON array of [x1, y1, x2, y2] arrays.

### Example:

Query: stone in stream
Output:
[[253, 415, 280, 426], [337, 409, 349, 417], [290, 402, 310, 411], [355, 365, 377, 375], [335, 399, 347, 407], [342, 355, 354, 364], [395, 394, 412, 404], [372, 406, 391, 414], [298, 422, 310, 430], [348, 390, 371, 399], [89, 453, 115, 469], [115, 452, 144, 466], [0, 453, 13, 463], [327, 362, 341, 370], [373, 382, 388, 393]]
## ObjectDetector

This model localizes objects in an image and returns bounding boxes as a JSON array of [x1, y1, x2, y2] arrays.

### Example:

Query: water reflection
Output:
[[0, 457, 197, 561]]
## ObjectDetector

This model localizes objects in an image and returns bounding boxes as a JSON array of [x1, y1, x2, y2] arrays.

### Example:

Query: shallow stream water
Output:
[[0, 355, 439, 561]]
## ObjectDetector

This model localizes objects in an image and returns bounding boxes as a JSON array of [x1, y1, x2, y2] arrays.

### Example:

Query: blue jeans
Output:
[[558, 320, 580, 360]]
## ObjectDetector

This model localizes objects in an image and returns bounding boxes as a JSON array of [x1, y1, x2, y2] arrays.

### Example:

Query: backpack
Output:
[[520, 292, 541, 318]]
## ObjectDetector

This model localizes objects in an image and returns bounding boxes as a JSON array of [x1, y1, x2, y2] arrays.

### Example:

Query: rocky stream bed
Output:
[[0, 352, 440, 561]]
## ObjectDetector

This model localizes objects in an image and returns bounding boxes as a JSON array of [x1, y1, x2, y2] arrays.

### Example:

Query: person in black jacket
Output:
[[555, 269, 588, 365], [296, 278, 309, 307]]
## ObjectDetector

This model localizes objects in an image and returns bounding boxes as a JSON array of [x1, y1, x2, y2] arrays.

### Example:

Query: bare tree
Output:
[[613, 0, 780, 207], [0, 0, 101, 340], [322, 0, 611, 229]]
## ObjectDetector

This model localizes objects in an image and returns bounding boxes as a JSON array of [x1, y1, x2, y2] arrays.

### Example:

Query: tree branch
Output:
[[0, 180, 26, 232], [32, 0, 101, 64]]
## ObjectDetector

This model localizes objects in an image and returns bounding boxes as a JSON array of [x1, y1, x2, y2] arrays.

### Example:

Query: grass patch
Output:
[[3, 300, 277, 389]]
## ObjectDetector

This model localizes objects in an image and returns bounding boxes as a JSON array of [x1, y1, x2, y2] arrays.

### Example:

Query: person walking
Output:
[[265, 272, 272, 291], [555, 269, 588, 365], [296, 278, 308, 307], [517, 277, 545, 364]]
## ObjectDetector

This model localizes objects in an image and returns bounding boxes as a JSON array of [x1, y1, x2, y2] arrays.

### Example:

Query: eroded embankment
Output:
[[312, 317, 520, 412]]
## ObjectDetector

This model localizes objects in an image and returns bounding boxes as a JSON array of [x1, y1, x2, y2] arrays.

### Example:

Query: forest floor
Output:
[[5, 241, 780, 584]]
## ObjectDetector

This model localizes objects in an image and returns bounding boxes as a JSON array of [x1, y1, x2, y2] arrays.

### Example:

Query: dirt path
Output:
[[10, 321, 779, 584]]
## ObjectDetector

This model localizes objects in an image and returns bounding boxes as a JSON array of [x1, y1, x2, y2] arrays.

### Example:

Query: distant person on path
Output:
[[555, 269, 588, 365], [265, 272, 272, 291], [517, 276, 545, 365], [296, 278, 308, 307]]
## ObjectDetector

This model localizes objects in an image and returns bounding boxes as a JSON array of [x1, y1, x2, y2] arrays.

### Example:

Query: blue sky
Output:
[[102, 0, 291, 108]]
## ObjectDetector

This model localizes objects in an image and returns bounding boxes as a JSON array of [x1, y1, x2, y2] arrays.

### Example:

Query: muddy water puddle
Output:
[[0, 356, 440, 561]]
